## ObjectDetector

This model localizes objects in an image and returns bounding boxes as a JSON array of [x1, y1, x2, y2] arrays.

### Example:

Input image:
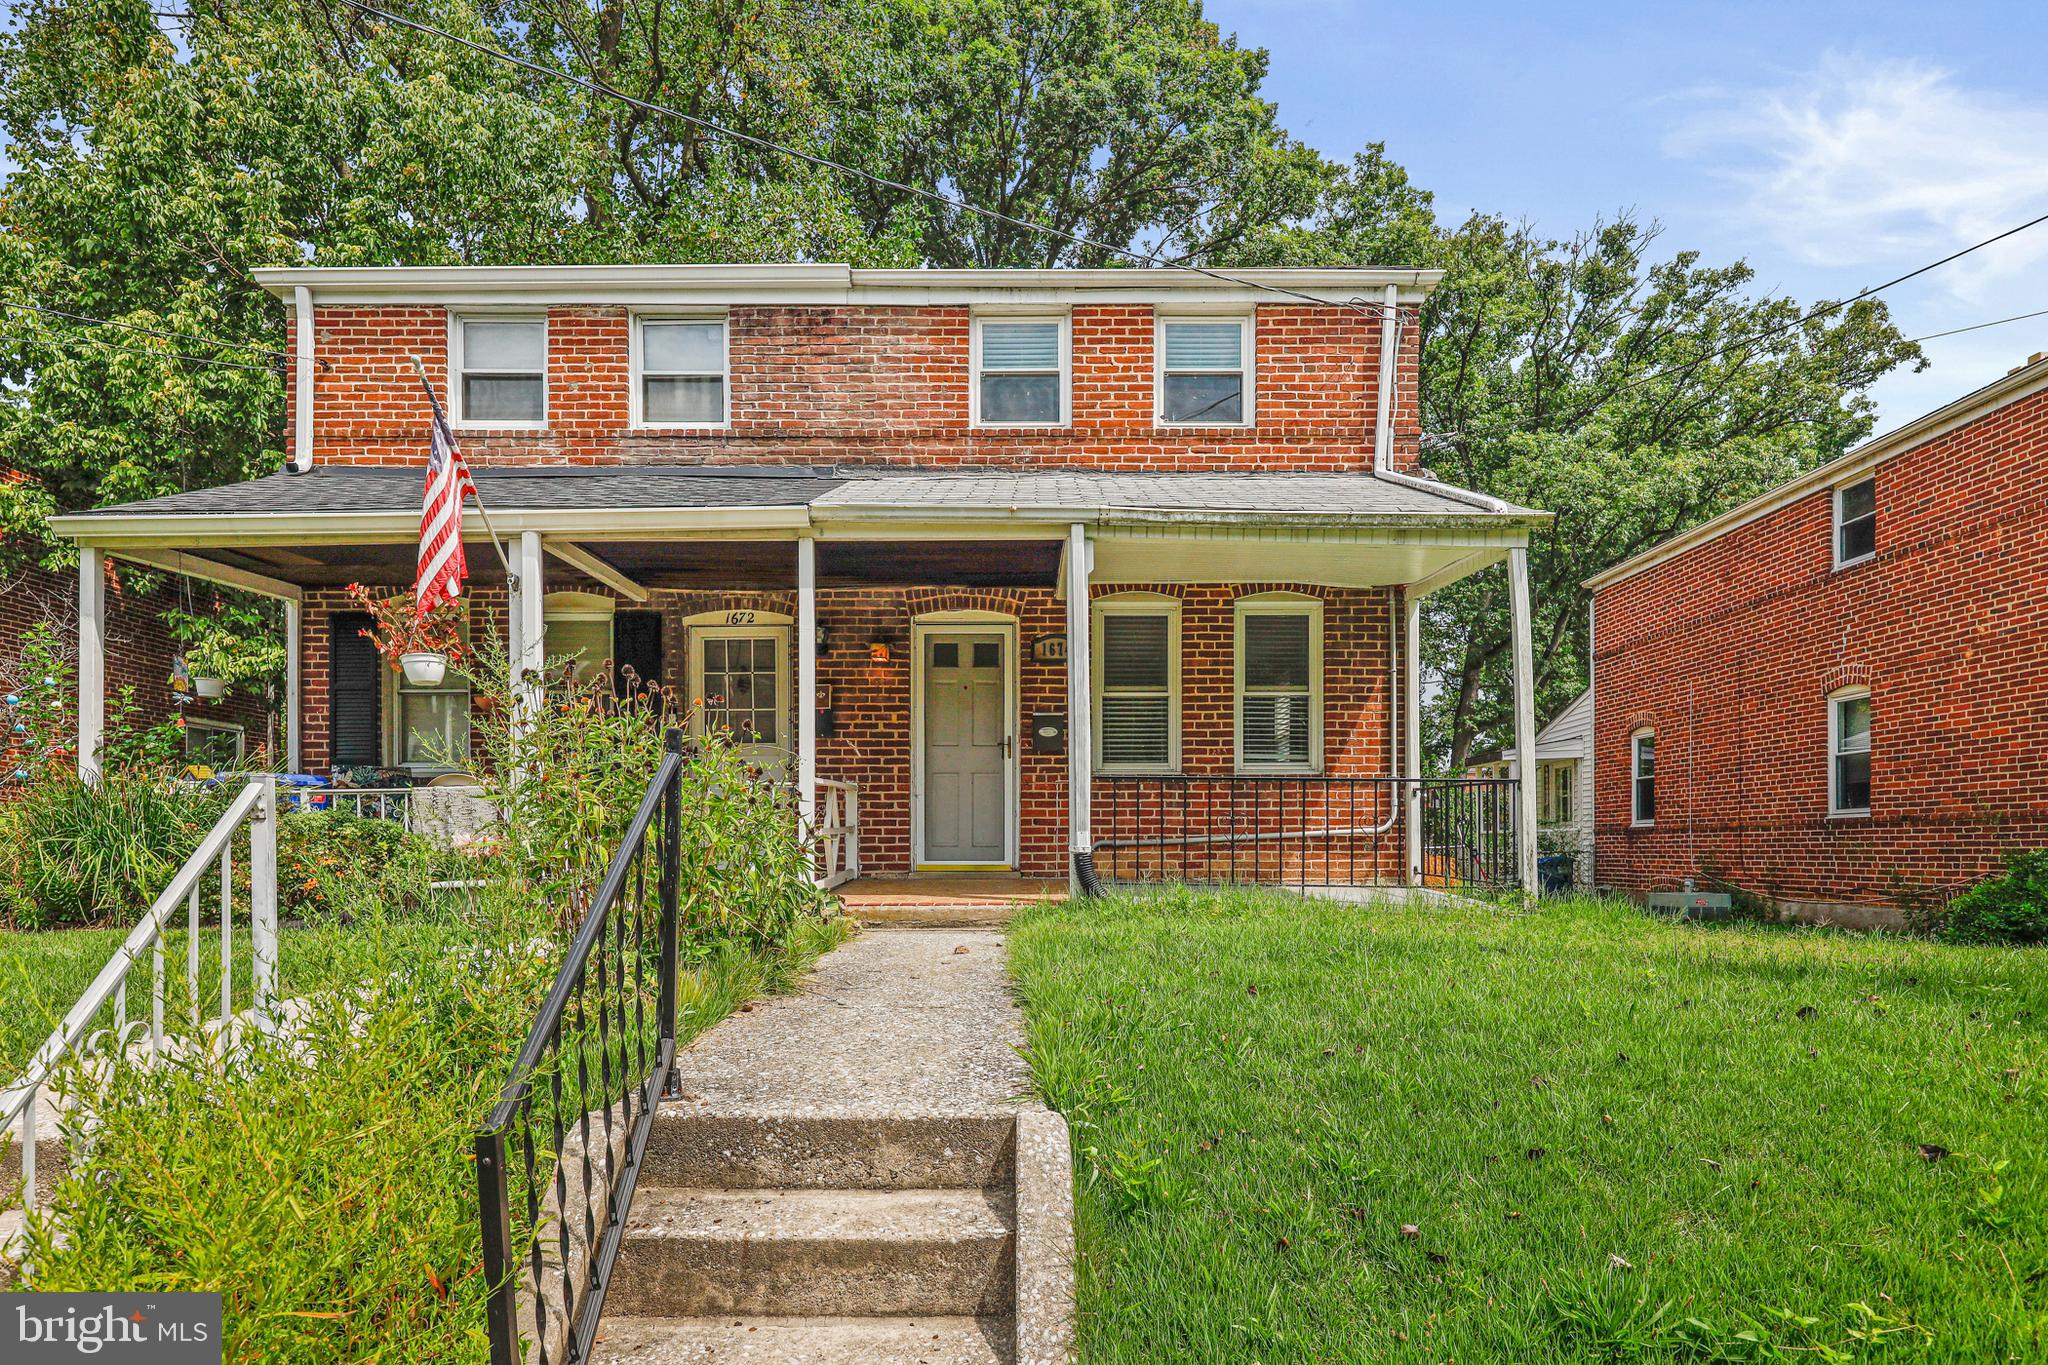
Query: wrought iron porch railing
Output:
[[2, 777, 280, 1232], [475, 733, 683, 1365], [1092, 775, 1520, 893]]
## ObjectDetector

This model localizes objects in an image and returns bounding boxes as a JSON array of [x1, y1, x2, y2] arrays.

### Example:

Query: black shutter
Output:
[[614, 611, 664, 701], [329, 612, 382, 769]]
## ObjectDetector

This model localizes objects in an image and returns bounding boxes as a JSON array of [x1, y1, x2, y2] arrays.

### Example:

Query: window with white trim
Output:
[[183, 718, 245, 771], [1234, 596, 1322, 772], [1539, 760, 1576, 826], [1829, 688, 1871, 816], [1835, 476, 1876, 567], [453, 316, 546, 424], [544, 592, 617, 688], [975, 318, 1065, 425], [638, 318, 727, 426], [396, 669, 470, 771], [1091, 595, 1180, 772], [1630, 731, 1655, 825], [1158, 316, 1251, 425], [689, 626, 788, 761]]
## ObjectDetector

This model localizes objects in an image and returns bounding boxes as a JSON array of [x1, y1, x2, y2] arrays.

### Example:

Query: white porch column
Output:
[[514, 531, 545, 722], [1065, 523, 1093, 890], [76, 546, 105, 782], [1508, 546, 1540, 896], [1403, 590, 1423, 885], [284, 598, 302, 771], [796, 535, 818, 844]]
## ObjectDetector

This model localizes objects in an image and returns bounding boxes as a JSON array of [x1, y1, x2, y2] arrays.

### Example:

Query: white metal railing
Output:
[[317, 786, 416, 828], [815, 780, 860, 890], [2, 777, 280, 1224]]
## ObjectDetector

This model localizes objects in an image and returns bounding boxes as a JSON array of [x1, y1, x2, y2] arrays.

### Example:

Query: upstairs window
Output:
[[454, 317, 546, 424], [1159, 317, 1251, 425], [1835, 476, 1876, 567], [638, 318, 728, 426], [975, 318, 1066, 425], [1092, 594, 1181, 772], [1631, 731, 1655, 825], [1830, 688, 1871, 816], [1235, 595, 1322, 773]]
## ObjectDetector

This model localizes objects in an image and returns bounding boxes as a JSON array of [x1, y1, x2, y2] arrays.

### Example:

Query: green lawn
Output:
[[1009, 891, 2048, 1363]]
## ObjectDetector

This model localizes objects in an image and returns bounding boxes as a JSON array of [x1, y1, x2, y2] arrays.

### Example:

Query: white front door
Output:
[[919, 631, 1009, 865]]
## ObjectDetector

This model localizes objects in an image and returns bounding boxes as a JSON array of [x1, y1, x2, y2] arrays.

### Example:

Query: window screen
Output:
[[1833, 693, 1870, 812], [1836, 478, 1876, 564], [1239, 612, 1312, 767], [1632, 735, 1656, 823], [1099, 613, 1171, 768], [458, 319, 545, 422], [979, 321, 1062, 424], [1161, 320, 1246, 423], [642, 320, 726, 424]]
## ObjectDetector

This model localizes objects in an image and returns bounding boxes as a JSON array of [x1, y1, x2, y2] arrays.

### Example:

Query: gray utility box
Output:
[[1647, 890, 1734, 921]]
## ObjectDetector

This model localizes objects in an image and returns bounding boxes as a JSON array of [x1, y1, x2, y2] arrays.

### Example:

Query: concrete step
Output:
[[591, 1314, 1013, 1363], [603, 1187, 1015, 1319], [644, 1112, 1015, 1191]]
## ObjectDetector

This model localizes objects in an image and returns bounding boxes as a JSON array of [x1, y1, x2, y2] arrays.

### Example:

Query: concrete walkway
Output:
[[666, 928, 1030, 1119]]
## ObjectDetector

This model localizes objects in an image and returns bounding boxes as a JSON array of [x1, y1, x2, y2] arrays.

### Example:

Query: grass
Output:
[[1009, 890, 2048, 1363]]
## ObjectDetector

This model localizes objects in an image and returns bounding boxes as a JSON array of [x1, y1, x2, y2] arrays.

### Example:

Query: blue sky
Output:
[[1210, 0, 2048, 430]]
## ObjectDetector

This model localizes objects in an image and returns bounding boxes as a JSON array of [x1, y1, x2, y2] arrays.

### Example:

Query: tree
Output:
[[1412, 216, 1921, 766]]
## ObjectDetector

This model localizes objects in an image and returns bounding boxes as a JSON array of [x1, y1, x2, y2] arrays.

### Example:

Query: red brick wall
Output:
[[1591, 380, 2048, 909], [286, 302, 1424, 473], [293, 579, 1403, 878], [2, 560, 272, 783]]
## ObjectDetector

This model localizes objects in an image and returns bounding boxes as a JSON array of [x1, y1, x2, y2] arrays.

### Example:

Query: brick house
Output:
[[50, 264, 1552, 893], [1586, 354, 2048, 925]]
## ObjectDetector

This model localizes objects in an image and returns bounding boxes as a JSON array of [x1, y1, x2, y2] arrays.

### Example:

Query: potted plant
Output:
[[345, 584, 465, 684], [163, 604, 287, 702]]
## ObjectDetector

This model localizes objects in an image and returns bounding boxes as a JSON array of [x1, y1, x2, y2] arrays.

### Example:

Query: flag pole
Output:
[[409, 354, 516, 586]]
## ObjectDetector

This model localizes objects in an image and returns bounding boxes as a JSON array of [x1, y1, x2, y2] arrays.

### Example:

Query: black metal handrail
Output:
[[477, 731, 684, 1365], [1093, 774, 1520, 893]]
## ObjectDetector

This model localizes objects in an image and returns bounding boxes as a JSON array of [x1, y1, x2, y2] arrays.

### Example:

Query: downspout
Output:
[[1373, 282, 1399, 474], [289, 285, 315, 474]]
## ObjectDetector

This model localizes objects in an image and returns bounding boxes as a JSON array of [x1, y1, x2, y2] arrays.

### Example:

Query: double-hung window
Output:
[[975, 318, 1066, 425], [1540, 761, 1576, 825], [1630, 731, 1655, 825], [397, 667, 470, 771], [1830, 688, 1871, 816], [1092, 595, 1180, 772], [638, 317, 728, 426], [544, 593, 617, 688], [453, 316, 546, 424], [1835, 476, 1876, 567], [1158, 316, 1251, 425], [1235, 595, 1322, 772]]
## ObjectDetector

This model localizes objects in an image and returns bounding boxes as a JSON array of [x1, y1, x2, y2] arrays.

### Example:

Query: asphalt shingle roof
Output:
[[812, 469, 1512, 518]]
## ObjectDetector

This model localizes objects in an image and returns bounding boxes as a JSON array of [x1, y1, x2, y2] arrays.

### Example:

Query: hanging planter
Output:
[[399, 652, 449, 687], [192, 676, 228, 700]]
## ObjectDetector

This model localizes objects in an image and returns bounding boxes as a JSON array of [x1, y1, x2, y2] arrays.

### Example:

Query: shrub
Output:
[[277, 810, 459, 923], [0, 773, 219, 927], [1937, 850, 2048, 946]]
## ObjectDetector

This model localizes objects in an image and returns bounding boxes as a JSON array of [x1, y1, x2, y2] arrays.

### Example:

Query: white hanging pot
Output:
[[192, 676, 227, 700], [400, 652, 448, 687]]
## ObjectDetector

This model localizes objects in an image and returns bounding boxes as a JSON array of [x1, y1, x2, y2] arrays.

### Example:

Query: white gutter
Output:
[[291, 286, 315, 473], [1373, 282, 1400, 474]]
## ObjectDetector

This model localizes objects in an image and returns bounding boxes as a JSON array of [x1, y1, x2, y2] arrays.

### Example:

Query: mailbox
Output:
[[1029, 711, 1067, 754]]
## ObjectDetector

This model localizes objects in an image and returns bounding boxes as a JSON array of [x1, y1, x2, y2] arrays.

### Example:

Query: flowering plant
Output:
[[344, 583, 465, 670]]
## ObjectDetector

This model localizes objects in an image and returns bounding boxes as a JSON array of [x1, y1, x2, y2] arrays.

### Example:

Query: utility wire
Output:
[[335, 0, 1402, 321], [0, 297, 304, 364], [0, 325, 281, 374], [1904, 306, 2048, 346]]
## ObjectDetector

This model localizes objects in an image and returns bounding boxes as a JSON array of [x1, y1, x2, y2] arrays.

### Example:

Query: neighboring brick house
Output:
[[2, 557, 271, 786], [51, 264, 1554, 892], [1587, 354, 2048, 925]]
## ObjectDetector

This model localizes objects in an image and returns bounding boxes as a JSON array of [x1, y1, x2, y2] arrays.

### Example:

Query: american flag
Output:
[[416, 378, 476, 615]]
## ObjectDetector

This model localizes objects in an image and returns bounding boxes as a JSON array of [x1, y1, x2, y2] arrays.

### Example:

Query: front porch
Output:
[[54, 465, 1551, 895]]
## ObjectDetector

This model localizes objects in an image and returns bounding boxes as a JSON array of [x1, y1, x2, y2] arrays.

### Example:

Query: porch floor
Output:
[[833, 875, 1069, 927]]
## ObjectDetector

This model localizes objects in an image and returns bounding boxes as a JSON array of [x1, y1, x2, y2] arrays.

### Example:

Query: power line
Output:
[[0, 325, 281, 374], [0, 298, 302, 364], [336, 0, 1401, 321], [1904, 306, 2048, 346]]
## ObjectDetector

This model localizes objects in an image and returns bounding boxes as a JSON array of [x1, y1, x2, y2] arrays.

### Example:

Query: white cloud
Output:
[[1665, 52, 2048, 302]]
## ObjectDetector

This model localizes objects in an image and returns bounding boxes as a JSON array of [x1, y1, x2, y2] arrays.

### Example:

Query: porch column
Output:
[[1065, 523, 1092, 891], [514, 530, 545, 725], [1508, 546, 1539, 895], [77, 546, 105, 782], [796, 535, 818, 845], [1403, 590, 1423, 885], [284, 598, 302, 771]]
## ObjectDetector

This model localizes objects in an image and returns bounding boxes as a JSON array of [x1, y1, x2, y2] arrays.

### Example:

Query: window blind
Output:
[[980, 322, 1060, 370], [1163, 321, 1242, 370], [1099, 613, 1170, 768]]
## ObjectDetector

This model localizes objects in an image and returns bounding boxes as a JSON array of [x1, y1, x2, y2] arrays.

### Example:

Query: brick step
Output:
[[643, 1112, 1015, 1191], [590, 1314, 1013, 1364], [602, 1186, 1015, 1319]]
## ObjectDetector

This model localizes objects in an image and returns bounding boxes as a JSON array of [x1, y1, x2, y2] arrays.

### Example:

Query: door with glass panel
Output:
[[920, 632, 1009, 865], [689, 627, 789, 769]]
